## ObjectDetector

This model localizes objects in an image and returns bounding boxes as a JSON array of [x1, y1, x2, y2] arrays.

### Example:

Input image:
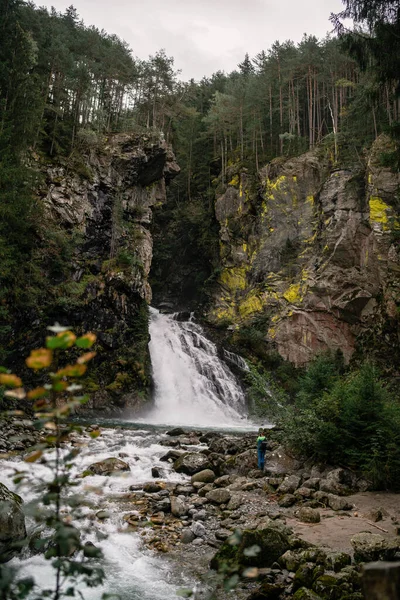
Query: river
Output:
[[1, 309, 254, 599]]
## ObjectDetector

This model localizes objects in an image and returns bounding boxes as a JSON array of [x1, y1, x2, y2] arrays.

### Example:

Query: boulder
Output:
[[191, 469, 216, 484], [166, 428, 186, 436], [319, 468, 356, 496], [295, 487, 314, 499], [264, 446, 302, 475], [327, 493, 353, 511], [160, 450, 184, 462], [210, 524, 291, 571], [86, 457, 129, 476], [0, 483, 26, 563], [223, 449, 258, 475], [191, 521, 206, 538], [173, 453, 210, 475], [170, 497, 187, 518], [351, 533, 400, 563], [206, 489, 231, 505], [278, 475, 301, 494], [247, 581, 286, 599], [298, 508, 321, 523]]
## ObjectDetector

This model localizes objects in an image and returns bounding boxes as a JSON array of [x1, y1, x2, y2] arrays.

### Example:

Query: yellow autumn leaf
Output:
[[0, 374, 23, 388], [26, 348, 53, 370]]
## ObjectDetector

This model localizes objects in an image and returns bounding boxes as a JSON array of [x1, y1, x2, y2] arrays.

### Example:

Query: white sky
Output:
[[36, 0, 346, 80]]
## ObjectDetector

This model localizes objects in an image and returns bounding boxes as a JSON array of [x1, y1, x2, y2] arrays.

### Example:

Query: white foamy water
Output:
[[1, 427, 193, 600], [140, 308, 248, 428]]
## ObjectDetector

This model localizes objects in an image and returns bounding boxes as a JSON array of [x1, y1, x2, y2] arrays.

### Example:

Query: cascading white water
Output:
[[141, 308, 248, 427], [2, 428, 193, 600]]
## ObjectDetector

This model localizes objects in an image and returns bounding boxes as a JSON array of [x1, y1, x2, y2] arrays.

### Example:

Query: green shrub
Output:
[[279, 357, 400, 490]]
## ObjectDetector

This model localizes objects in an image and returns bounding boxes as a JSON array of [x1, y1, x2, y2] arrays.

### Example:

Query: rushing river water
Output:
[[1, 309, 254, 598]]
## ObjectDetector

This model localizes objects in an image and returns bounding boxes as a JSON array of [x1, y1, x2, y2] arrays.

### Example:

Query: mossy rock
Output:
[[210, 524, 291, 571], [293, 588, 322, 600], [293, 563, 318, 592], [313, 574, 341, 600]]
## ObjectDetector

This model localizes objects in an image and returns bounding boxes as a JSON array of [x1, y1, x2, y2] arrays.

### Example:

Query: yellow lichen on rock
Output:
[[306, 195, 314, 204], [229, 174, 239, 187], [283, 283, 302, 304], [369, 196, 389, 227], [238, 292, 264, 319], [220, 267, 247, 292]]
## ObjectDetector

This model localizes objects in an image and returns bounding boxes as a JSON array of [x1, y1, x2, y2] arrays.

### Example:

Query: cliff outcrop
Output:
[[209, 136, 400, 367], [6, 133, 179, 412]]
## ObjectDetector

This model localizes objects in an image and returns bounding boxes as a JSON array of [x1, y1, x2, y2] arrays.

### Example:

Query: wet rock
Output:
[[191, 469, 216, 484], [143, 482, 164, 494], [181, 529, 195, 544], [206, 489, 231, 505], [96, 510, 110, 520], [327, 493, 352, 511], [160, 450, 184, 462], [166, 428, 186, 436], [170, 497, 188, 518], [298, 508, 321, 523], [191, 521, 206, 538], [278, 475, 301, 494], [173, 452, 211, 475], [154, 498, 171, 513], [151, 466, 165, 478], [0, 483, 26, 563], [86, 457, 129, 476], [351, 532, 400, 562]]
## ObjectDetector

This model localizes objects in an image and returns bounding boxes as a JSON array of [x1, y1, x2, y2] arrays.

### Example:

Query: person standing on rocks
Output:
[[257, 428, 267, 471]]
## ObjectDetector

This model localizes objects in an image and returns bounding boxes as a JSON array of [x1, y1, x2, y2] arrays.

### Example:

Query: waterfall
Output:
[[140, 308, 248, 428]]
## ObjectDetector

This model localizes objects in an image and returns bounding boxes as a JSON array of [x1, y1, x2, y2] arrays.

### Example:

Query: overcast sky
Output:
[[37, 0, 346, 80]]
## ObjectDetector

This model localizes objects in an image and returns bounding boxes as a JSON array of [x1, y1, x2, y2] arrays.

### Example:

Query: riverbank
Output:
[[1, 423, 399, 599]]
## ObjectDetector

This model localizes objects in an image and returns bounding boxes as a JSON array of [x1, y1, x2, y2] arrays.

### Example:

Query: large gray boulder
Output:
[[278, 475, 301, 494], [351, 532, 400, 563], [205, 488, 231, 505], [191, 469, 216, 484], [0, 482, 26, 563], [86, 457, 129, 476], [173, 453, 210, 475]]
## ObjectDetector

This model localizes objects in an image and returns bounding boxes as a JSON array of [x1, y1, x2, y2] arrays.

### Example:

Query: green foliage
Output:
[[279, 356, 400, 490]]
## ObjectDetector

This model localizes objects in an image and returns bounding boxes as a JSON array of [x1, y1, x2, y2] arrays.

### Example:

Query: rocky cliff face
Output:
[[209, 136, 400, 368], [9, 133, 179, 412]]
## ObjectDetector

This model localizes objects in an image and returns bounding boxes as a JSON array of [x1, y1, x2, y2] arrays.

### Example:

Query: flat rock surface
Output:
[[286, 492, 400, 552]]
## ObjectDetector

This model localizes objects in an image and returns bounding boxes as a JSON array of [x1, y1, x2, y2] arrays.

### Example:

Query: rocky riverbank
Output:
[[1, 425, 400, 599]]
